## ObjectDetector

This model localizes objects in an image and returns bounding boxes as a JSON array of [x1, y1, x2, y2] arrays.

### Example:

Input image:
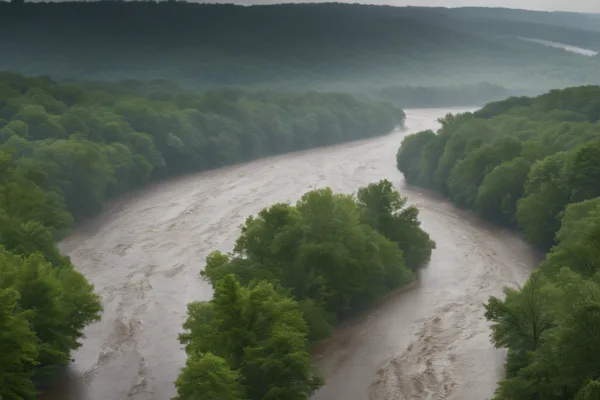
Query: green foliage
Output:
[[555, 198, 600, 245], [357, 180, 435, 271], [397, 86, 600, 248], [396, 130, 436, 185], [176, 275, 322, 400], [516, 152, 573, 248], [0, 72, 403, 221], [396, 85, 600, 399], [540, 206, 600, 279], [0, 72, 404, 396], [475, 157, 531, 224], [0, 288, 39, 400], [577, 381, 600, 400], [487, 270, 600, 400], [201, 181, 431, 339], [0, 248, 102, 394], [173, 353, 245, 400], [484, 272, 559, 357], [180, 182, 433, 398]]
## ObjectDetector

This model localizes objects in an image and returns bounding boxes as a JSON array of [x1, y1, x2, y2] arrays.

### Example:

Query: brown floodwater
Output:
[[52, 108, 538, 400]]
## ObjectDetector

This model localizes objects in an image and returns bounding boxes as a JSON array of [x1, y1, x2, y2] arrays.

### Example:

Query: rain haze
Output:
[[201, 0, 600, 13], [2, 1, 600, 400]]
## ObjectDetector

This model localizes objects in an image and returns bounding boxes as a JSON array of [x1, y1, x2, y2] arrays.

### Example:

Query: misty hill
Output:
[[439, 7, 600, 51], [446, 7, 600, 35], [1, 2, 600, 104]]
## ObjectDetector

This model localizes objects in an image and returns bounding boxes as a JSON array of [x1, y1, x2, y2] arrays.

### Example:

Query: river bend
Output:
[[54, 108, 538, 400]]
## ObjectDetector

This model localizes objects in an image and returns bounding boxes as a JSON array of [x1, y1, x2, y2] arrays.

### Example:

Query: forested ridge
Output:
[[2, 2, 600, 397], [445, 7, 600, 35], [426, 7, 600, 51], [2, 2, 600, 105], [396, 86, 600, 398], [175, 180, 435, 399], [0, 71, 405, 399]]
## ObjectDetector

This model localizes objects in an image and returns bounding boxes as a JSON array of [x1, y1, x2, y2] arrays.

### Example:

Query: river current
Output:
[[49, 108, 538, 400]]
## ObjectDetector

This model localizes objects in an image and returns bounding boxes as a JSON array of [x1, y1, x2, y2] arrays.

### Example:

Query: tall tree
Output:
[[0, 288, 39, 400]]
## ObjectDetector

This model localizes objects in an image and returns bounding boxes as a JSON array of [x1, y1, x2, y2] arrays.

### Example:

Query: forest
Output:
[[175, 180, 435, 399], [2, 2, 600, 104], [429, 7, 600, 51], [396, 86, 600, 398], [2, 2, 600, 398], [0, 71, 405, 399]]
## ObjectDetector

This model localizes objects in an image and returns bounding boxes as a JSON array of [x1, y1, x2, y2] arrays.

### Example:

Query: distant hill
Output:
[[446, 7, 600, 34], [440, 7, 600, 51], [1, 2, 599, 104]]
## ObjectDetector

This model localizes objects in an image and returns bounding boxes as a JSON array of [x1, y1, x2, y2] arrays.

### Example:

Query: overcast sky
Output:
[[214, 0, 600, 13]]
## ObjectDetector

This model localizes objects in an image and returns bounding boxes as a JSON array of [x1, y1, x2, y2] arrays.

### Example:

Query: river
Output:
[[519, 37, 599, 57], [51, 108, 538, 400]]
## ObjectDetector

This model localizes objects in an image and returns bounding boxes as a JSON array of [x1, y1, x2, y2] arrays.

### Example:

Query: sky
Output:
[[213, 0, 600, 13]]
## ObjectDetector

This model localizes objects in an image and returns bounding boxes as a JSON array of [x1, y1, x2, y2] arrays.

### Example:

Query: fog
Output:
[[50, 108, 537, 400], [521, 37, 599, 56], [194, 0, 600, 14], [3, 2, 600, 400]]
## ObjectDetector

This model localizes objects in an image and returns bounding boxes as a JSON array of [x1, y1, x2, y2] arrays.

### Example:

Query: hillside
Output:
[[447, 7, 600, 35], [1, 1, 600, 103], [440, 7, 600, 51]]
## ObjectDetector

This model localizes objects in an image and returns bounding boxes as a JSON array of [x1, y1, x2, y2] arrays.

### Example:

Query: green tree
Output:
[[516, 152, 572, 248], [173, 353, 245, 400], [566, 142, 600, 202], [0, 289, 39, 400], [0, 71, 411, 395], [0, 249, 101, 384], [178, 275, 322, 400], [396, 130, 435, 184], [475, 157, 531, 224], [554, 302, 600, 393], [396, 85, 600, 400], [576, 381, 600, 400], [484, 272, 559, 375], [357, 179, 435, 270], [202, 184, 417, 331]]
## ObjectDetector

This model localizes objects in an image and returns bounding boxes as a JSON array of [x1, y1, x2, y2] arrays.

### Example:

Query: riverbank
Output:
[[45, 108, 538, 400]]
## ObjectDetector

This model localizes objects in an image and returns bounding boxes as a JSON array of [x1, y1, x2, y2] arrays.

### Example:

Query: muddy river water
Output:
[[51, 108, 539, 400]]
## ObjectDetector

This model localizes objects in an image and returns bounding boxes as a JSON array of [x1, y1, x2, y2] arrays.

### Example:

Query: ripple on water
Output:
[[54, 108, 537, 400]]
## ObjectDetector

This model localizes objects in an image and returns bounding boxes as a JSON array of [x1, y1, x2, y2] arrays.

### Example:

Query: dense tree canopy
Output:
[[0, 72, 403, 221], [0, 137, 101, 398], [199, 180, 434, 341], [4, 2, 599, 397], [176, 181, 434, 399], [177, 276, 323, 400], [0, 71, 405, 398], [396, 85, 600, 399]]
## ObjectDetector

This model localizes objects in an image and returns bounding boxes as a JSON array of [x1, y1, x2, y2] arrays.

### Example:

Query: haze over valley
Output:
[[1, 2, 600, 400], [3, 2, 600, 107]]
